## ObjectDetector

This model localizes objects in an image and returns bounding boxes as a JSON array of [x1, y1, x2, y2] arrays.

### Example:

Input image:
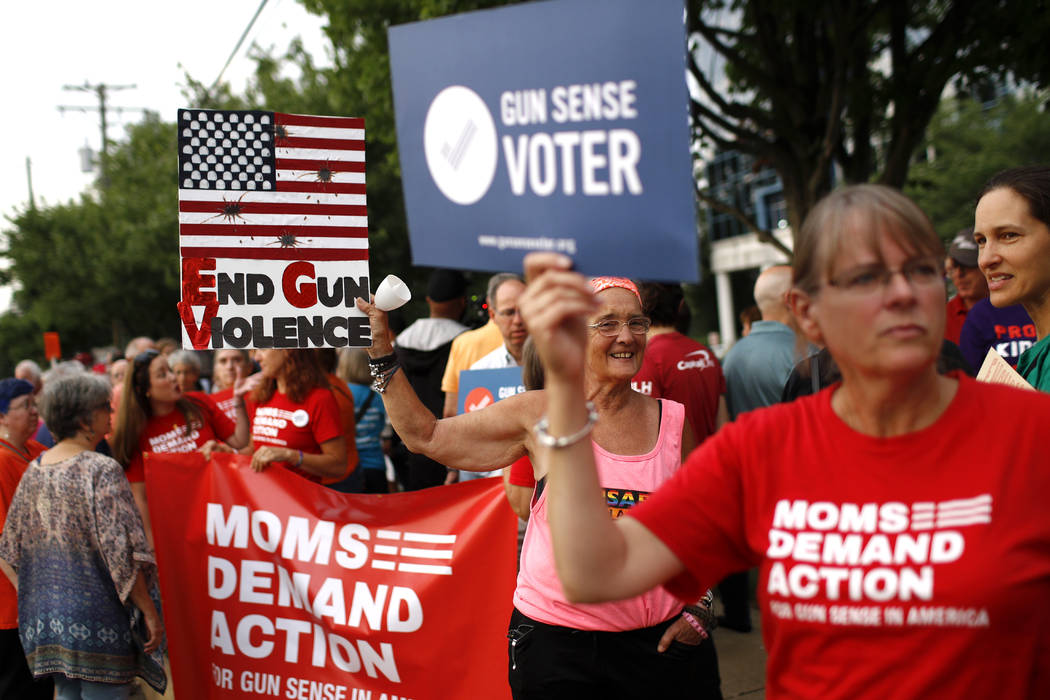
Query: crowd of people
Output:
[[0, 165, 1047, 697]]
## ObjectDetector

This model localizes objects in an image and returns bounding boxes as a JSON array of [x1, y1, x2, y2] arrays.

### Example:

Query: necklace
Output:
[[0, 437, 31, 463]]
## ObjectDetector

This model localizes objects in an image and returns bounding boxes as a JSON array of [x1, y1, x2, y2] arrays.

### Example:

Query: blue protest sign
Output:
[[458, 367, 525, 414], [389, 0, 698, 282]]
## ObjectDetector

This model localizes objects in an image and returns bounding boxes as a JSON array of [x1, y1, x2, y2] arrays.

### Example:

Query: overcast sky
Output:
[[0, 0, 330, 262]]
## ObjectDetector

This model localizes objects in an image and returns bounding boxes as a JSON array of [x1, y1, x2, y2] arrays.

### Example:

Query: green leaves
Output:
[[906, 94, 1050, 241], [687, 0, 1050, 235], [0, 116, 181, 371]]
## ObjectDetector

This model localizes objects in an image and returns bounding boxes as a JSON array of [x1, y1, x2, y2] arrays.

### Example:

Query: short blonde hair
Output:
[[793, 184, 943, 295], [337, 348, 372, 386]]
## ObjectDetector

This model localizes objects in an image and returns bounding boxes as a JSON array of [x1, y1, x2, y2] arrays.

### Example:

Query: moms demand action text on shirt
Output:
[[765, 497, 991, 629]]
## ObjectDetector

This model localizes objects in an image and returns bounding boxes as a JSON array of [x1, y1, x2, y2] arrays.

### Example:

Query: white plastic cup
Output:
[[374, 274, 412, 311]]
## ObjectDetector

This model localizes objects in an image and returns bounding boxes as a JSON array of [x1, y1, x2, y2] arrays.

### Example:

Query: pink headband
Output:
[[589, 277, 641, 303]]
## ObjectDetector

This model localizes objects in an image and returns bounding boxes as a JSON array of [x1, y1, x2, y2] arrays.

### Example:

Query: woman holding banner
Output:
[[0, 373, 166, 697], [245, 349, 347, 482], [112, 349, 249, 544], [973, 165, 1050, 390], [524, 185, 1050, 698], [357, 280, 719, 699]]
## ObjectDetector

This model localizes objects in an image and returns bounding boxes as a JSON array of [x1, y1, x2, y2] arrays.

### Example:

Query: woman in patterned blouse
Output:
[[0, 373, 166, 698]]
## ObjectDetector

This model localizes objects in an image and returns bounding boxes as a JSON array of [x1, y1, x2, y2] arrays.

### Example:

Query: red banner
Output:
[[145, 453, 516, 699]]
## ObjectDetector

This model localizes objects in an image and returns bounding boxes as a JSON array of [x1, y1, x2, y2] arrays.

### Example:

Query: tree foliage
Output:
[[686, 0, 1050, 248], [0, 114, 180, 371], [906, 93, 1050, 240], [183, 0, 518, 318], [8, 1, 1044, 371]]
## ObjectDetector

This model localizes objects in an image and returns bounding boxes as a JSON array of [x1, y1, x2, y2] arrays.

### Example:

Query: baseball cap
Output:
[[0, 378, 34, 413], [948, 228, 978, 268]]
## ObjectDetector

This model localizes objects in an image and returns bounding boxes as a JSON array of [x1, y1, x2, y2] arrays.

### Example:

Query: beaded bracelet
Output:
[[681, 612, 709, 640], [368, 352, 398, 373], [684, 589, 717, 632], [533, 402, 598, 448], [371, 365, 400, 394], [368, 352, 400, 394]]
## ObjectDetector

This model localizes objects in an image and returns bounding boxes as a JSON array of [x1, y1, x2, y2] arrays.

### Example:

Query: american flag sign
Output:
[[177, 109, 372, 350]]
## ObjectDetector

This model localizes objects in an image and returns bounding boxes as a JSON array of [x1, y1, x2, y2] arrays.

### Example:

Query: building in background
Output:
[[704, 150, 792, 351]]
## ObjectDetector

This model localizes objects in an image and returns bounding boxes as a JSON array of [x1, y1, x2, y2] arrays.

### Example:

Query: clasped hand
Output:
[[519, 253, 599, 382]]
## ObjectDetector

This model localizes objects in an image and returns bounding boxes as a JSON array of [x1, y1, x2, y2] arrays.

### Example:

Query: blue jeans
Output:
[[55, 676, 133, 700]]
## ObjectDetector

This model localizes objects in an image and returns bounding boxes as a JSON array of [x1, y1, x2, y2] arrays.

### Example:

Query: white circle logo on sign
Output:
[[423, 86, 498, 205]]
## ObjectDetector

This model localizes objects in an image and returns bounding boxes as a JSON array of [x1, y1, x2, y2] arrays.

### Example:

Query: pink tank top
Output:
[[513, 399, 686, 630]]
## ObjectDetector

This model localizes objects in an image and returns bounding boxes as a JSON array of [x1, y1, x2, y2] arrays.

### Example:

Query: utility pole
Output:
[[58, 82, 144, 184], [25, 157, 35, 211]]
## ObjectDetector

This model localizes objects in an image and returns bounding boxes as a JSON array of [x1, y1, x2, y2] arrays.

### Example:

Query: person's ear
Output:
[[788, 288, 824, 346]]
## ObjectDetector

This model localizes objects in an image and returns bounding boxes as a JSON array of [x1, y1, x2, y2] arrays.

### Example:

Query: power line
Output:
[[58, 82, 145, 186], [58, 82, 144, 160], [209, 0, 270, 95]]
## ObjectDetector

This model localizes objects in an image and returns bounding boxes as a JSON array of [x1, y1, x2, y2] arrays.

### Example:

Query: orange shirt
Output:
[[325, 374, 359, 484], [0, 438, 45, 628], [440, 320, 504, 395]]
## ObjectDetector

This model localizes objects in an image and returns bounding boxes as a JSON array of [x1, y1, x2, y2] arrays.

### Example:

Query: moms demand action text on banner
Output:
[[144, 453, 517, 699]]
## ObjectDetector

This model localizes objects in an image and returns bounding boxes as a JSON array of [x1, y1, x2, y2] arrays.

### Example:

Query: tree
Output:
[[686, 0, 1050, 252], [183, 1, 518, 318], [0, 114, 180, 370], [906, 93, 1050, 240]]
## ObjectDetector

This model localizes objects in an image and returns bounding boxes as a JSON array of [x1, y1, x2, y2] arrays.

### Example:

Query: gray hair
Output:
[[168, 350, 202, 372], [486, 272, 524, 305], [42, 360, 87, 386], [39, 373, 111, 441], [14, 359, 42, 383]]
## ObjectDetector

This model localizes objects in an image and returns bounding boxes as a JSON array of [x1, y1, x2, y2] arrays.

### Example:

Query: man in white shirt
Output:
[[452, 273, 528, 483], [470, 273, 527, 370]]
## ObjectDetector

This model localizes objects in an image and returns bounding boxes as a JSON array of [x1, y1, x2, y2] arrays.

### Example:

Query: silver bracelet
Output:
[[371, 364, 399, 394], [533, 402, 598, 448]]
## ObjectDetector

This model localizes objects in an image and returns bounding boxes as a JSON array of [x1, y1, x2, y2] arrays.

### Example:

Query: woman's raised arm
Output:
[[356, 297, 536, 471], [520, 253, 685, 602]]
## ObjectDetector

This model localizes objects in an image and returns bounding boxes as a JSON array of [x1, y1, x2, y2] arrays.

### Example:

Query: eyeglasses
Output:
[[587, 317, 651, 337], [6, 396, 35, 412], [826, 257, 944, 295]]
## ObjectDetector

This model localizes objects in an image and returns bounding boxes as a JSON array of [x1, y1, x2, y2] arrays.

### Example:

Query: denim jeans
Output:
[[55, 676, 133, 700]]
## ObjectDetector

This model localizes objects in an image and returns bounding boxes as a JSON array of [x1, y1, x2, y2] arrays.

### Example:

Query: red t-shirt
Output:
[[211, 387, 240, 424], [0, 439, 45, 628], [507, 455, 536, 488], [126, 393, 235, 482], [248, 386, 341, 482], [631, 374, 1050, 698], [944, 294, 969, 344], [631, 331, 725, 444]]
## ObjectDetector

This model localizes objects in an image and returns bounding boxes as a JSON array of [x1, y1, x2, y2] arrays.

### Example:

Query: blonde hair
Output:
[[793, 184, 943, 295], [337, 348, 372, 386]]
